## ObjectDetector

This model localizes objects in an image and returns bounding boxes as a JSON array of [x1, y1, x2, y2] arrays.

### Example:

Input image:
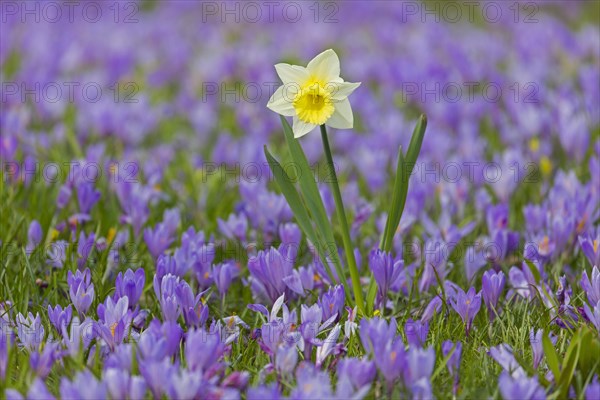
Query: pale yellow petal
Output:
[[306, 49, 341, 83], [275, 63, 310, 85], [329, 81, 361, 101], [267, 85, 295, 116], [326, 98, 354, 129], [292, 116, 317, 138]]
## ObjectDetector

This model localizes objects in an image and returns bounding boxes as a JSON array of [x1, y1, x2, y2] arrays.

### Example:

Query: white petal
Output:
[[307, 49, 341, 83], [329, 81, 361, 101], [292, 117, 317, 138], [326, 98, 354, 130], [267, 85, 295, 116], [275, 63, 309, 85], [270, 293, 285, 321]]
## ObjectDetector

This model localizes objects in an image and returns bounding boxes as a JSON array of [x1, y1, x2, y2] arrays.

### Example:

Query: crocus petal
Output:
[[329, 81, 361, 101], [275, 63, 309, 85], [306, 49, 341, 83], [326, 98, 354, 129], [292, 117, 317, 138], [267, 86, 295, 117]]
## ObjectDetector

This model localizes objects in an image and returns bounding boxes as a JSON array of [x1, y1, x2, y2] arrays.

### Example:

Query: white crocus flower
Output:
[[267, 49, 361, 138]]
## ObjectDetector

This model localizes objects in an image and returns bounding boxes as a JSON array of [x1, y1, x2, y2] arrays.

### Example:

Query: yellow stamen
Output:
[[540, 156, 552, 176], [110, 322, 118, 338], [293, 82, 335, 125], [594, 239, 598, 254], [107, 227, 117, 244], [529, 137, 540, 153]]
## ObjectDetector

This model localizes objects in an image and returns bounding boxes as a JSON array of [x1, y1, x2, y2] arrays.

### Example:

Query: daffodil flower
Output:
[[267, 49, 361, 138]]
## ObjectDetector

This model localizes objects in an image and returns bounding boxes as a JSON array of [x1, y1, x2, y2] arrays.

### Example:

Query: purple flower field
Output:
[[1, 1, 599, 399]]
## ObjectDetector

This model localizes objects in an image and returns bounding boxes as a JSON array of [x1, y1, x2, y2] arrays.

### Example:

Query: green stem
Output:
[[319, 124, 365, 315]]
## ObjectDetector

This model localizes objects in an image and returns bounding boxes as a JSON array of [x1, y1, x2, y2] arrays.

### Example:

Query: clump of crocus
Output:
[[450, 287, 482, 336]]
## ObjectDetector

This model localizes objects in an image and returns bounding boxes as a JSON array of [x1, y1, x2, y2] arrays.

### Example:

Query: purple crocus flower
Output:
[[442, 340, 462, 394], [450, 287, 482, 336], [488, 344, 525, 378], [583, 300, 600, 332], [498, 371, 546, 400], [26, 220, 43, 255], [47, 240, 68, 269], [217, 212, 248, 242], [581, 266, 600, 305], [359, 317, 398, 356], [578, 232, 600, 267], [248, 247, 294, 303], [29, 341, 59, 378], [0, 332, 8, 380], [168, 369, 204, 400], [212, 261, 240, 296], [276, 343, 298, 376], [62, 317, 95, 357], [421, 295, 443, 323], [26, 378, 55, 400], [144, 222, 175, 259], [139, 358, 176, 399], [337, 357, 376, 391], [115, 268, 145, 307], [76, 182, 101, 214], [56, 185, 72, 209], [369, 249, 402, 305], [248, 384, 282, 400], [279, 223, 302, 246], [60, 370, 107, 399], [47, 304, 72, 332], [404, 318, 429, 347], [137, 323, 175, 362], [261, 320, 287, 357], [185, 328, 225, 373], [156, 254, 185, 280], [104, 368, 147, 400], [175, 280, 209, 328], [318, 285, 345, 322], [585, 376, 600, 400], [315, 325, 343, 368], [16, 312, 44, 351], [529, 328, 552, 369], [374, 338, 405, 388], [299, 304, 324, 359], [76, 231, 95, 269], [482, 269, 506, 321], [96, 296, 130, 350], [67, 268, 94, 316], [289, 362, 334, 399], [153, 274, 181, 322], [404, 347, 435, 384]]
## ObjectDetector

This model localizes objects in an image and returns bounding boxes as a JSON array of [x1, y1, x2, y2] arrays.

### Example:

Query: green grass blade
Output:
[[543, 331, 560, 381]]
